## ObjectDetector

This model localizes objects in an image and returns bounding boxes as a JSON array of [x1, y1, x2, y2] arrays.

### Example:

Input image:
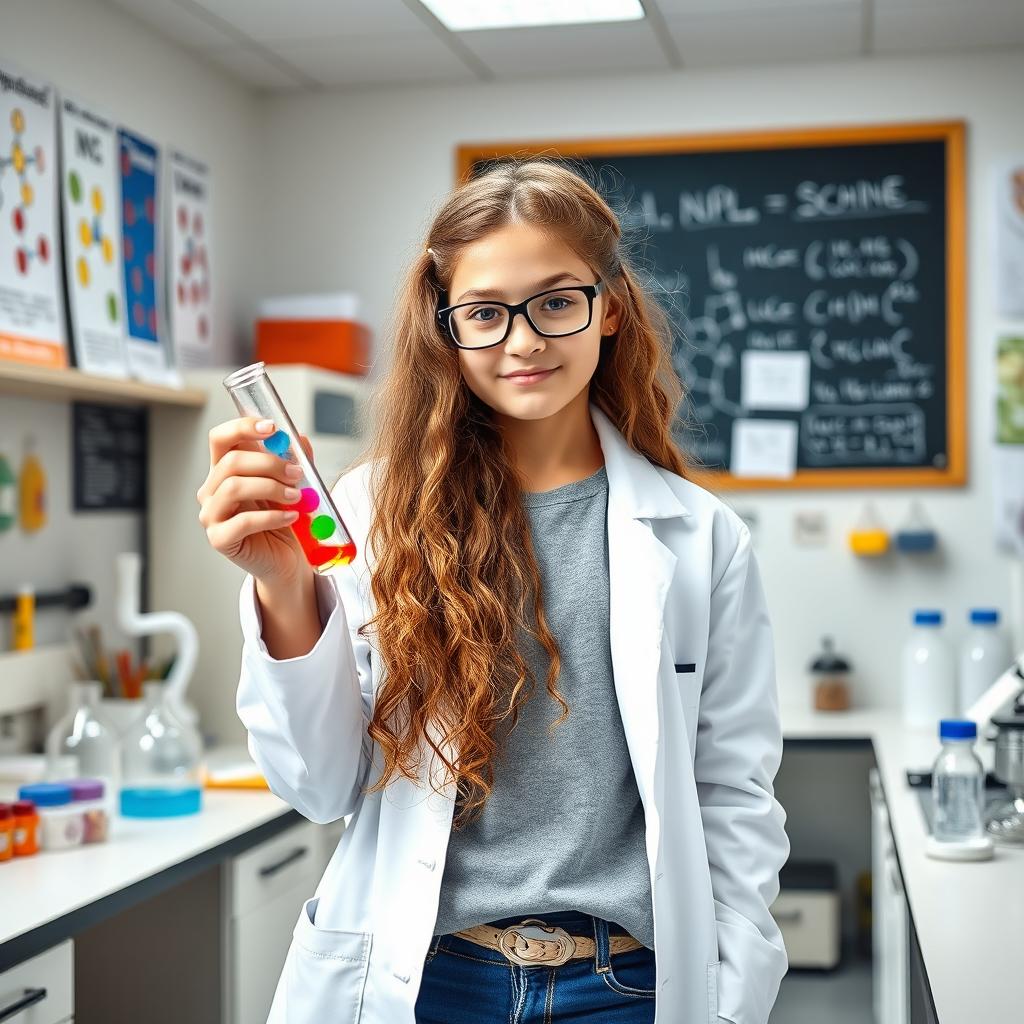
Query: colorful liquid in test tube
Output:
[[222, 362, 356, 572]]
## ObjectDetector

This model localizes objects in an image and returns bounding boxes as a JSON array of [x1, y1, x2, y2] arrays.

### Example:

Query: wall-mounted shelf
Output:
[[0, 362, 207, 408]]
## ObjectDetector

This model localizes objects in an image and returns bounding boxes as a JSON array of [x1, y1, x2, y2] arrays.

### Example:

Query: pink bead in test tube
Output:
[[222, 361, 356, 572]]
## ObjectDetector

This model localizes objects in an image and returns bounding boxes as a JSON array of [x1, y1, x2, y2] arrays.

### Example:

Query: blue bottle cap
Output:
[[969, 608, 999, 625], [939, 719, 976, 740], [913, 610, 942, 626], [18, 782, 73, 807]]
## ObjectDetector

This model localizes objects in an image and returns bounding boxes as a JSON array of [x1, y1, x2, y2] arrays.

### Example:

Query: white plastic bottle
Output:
[[901, 609, 956, 729], [958, 608, 1012, 714]]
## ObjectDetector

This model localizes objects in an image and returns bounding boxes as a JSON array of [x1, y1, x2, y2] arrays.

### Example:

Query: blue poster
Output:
[[117, 127, 158, 343]]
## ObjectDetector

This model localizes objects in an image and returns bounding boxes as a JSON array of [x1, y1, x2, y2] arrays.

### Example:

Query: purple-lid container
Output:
[[67, 778, 106, 802]]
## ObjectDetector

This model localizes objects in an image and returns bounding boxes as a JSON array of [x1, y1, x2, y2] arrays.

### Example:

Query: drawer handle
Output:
[[771, 909, 804, 925], [0, 987, 47, 1022], [258, 846, 310, 879]]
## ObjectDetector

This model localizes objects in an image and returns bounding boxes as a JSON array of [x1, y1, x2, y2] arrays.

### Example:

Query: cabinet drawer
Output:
[[231, 820, 320, 918], [0, 941, 73, 1023]]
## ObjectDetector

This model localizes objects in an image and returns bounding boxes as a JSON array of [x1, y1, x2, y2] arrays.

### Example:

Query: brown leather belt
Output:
[[452, 918, 643, 968]]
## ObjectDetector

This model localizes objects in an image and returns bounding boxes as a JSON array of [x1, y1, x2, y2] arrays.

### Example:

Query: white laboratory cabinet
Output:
[[870, 768, 909, 1024], [225, 817, 346, 1024], [149, 365, 372, 750], [0, 941, 74, 1023]]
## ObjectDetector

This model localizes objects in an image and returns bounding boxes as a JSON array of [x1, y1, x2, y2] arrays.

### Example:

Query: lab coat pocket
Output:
[[706, 959, 721, 1023], [282, 896, 372, 1023]]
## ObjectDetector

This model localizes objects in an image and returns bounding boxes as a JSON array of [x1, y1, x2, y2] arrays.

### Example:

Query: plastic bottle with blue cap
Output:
[[958, 608, 1012, 714], [926, 719, 994, 861], [901, 609, 956, 729]]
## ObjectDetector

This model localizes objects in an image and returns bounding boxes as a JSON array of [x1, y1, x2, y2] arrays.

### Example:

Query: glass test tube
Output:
[[222, 362, 356, 573]]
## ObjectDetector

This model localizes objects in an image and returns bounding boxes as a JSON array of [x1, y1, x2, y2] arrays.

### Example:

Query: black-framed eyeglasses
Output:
[[436, 280, 605, 350]]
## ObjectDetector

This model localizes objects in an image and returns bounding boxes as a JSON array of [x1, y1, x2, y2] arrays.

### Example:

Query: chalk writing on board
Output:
[[565, 139, 951, 474]]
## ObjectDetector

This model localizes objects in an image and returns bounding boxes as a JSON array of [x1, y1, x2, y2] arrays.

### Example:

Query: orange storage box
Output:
[[255, 318, 372, 376]]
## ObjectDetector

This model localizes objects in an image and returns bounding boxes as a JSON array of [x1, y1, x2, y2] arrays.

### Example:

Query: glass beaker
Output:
[[120, 682, 203, 817], [46, 681, 120, 789], [222, 361, 356, 572]]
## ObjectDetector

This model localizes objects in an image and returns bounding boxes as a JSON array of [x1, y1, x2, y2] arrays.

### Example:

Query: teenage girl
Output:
[[197, 158, 789, 1024]]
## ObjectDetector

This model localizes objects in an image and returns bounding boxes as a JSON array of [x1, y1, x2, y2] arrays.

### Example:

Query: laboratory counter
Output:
[[782, 706, 1024, 1024]]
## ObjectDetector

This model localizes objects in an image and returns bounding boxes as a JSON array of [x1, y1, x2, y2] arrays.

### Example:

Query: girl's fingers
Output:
[[201, 449, 301, 504], [199, 475, 302, 527], [206, 508, 298, 554], [208, 416, 275, 465]]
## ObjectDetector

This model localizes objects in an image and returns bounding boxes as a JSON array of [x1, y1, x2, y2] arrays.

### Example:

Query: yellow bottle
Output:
[[13, 586, 35, 651], [19, 438, 47, 533]]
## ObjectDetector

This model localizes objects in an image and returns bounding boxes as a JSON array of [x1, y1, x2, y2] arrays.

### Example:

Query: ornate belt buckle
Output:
[[497, 919, 577, 967]]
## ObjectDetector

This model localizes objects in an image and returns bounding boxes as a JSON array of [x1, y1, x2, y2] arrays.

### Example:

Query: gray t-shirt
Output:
[[432, 464, 654, 949]]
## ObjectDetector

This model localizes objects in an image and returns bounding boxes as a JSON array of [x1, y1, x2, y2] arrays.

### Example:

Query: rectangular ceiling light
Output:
[[418, 1, 646, 32]]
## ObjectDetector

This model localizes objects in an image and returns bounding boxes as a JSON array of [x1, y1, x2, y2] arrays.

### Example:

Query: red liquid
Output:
[[274, 501, 357, 571]]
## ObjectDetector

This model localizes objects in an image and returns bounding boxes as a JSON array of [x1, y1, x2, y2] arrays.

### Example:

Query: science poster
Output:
[[0, 60, 66, 366], [60, 95, 128, 377], [167, 149, 213, 368], [118, 126, 176, 383]]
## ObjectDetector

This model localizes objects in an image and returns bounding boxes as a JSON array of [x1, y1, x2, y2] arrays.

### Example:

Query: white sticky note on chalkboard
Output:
[[731, 419, 798, 478], [741, 351, 810, 410]]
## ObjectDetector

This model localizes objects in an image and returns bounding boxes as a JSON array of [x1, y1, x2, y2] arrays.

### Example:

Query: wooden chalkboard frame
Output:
[[455, 121, 966, 491]]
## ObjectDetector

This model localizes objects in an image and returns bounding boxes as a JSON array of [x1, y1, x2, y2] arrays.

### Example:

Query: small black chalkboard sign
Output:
[[72, 402, 148, 511]]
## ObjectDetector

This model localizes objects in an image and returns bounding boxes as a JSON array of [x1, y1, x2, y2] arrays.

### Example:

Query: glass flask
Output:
[[222, 361, 357, 572], [120, 682, 203, 817], [45, 681, 120, 788]]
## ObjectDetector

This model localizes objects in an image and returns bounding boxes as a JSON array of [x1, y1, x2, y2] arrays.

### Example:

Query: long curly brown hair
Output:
[[352, 156, 693, 829]]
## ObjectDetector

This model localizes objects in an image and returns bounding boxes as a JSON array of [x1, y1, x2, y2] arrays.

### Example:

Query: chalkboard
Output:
[[457, 122, 966, 489], [73, 402, 148, 510]]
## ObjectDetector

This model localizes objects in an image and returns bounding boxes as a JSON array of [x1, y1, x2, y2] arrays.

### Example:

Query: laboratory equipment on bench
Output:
[[926, 719, 994, 861], [808, 635, 852, 711], [115, 551, 198, 727], [120, 682, 203, 818], [901, 610, 956, 729], [223, 361, 357, 573], [958, 608, 1013, 714], [45, 681, 119, 789], [985, 681, 1024, 845]]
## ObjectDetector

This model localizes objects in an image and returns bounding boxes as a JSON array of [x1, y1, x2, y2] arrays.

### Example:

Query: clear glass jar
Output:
[[931, 719, 985, 842], [120, 682, 203, 818], [45, 681, 120, 788]]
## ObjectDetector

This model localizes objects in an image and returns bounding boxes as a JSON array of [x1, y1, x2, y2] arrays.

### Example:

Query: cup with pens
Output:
[[71, 624, 177, 735]]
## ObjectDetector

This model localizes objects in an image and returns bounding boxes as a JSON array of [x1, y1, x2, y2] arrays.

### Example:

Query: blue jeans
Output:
[[414, 911, 657, 1023]]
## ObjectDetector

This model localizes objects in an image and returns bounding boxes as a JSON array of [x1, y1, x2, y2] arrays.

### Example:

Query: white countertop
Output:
[[0, 788, 293, 952], [781, 706, 1024, 1024]]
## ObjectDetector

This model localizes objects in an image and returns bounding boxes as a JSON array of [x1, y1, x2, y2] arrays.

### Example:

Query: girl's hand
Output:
[[197, 417, 315, 590]]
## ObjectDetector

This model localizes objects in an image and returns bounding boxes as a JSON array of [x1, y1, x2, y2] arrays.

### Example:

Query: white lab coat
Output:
[[236, 403, 789, 1024]]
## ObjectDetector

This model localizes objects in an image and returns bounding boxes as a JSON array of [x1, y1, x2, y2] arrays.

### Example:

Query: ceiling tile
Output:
[[654, 0, 860, 12], [196, 45, 310, 91], [455, 21, 671, 77], [268, 32, 477, 88], [104, 0, 241, 49], [873, 2, 1024, 53], [188, 0, 428, 42], [664, 6, 863, 67]]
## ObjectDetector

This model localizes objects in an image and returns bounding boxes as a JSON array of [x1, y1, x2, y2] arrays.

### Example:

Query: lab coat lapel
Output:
[[590, 405, 689, 873]]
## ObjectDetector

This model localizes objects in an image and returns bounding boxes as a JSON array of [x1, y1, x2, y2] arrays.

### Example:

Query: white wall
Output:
[[255, 50, 1024, 711], [0, 0, 262, 659]]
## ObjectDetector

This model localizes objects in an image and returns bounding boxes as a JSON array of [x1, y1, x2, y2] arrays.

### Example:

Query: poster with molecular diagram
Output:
[[168, 149, 213, 368], [0, 60, 66, 367], [60, 95, 129, 378], [118, 126, 176, 384]]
